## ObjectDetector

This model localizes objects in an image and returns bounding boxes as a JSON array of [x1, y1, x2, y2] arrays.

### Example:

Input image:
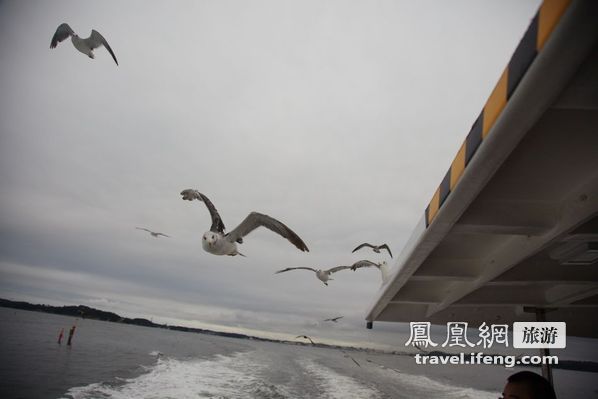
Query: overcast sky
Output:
[[0, 0, 542, 349]]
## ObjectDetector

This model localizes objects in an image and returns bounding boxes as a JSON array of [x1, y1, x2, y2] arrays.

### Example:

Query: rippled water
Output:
[[0, 307, 553, 398]]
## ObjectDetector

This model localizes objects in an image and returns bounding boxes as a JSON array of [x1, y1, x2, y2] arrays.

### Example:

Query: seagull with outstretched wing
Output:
[[275, 265, 350, 286], [296, 335, 315, 345], [136, 227, 170, 238], [352, 243, 393, 258], [180, 189, 308, 256], [323, 316, 344, 323], [350, 260, 390, 284], [341, 350, 361, 367], [50, 23, 118, 65]]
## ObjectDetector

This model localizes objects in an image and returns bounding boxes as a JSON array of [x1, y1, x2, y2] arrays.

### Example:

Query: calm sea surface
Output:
[[0, 308, 596, 398]]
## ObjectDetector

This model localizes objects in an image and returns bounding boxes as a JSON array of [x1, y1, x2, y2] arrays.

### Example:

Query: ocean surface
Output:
[[1, 308, 596, 399]]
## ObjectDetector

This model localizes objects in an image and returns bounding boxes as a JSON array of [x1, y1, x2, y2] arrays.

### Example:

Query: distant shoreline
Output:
[[2, 298, 597, 373], [0, 298, 384, 353]]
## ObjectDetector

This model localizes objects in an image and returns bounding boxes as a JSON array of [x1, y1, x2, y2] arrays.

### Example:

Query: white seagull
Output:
[[50, 23, 118, 65], [352, 243, 393, 258], [350, 260, 390, 284], [136, 227, 170, 238], [275, 265, 351, 286], [180, 189, 309, 256]]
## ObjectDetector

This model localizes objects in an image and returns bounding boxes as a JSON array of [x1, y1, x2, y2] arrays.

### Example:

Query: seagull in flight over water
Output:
[[275, 265, 352, 286], [341, 350, 361, 367], [352, 243, 393, 258], [50, 23, 118, 65], [180, 189, 309, 256], [136, 227, 170, 238], [296, 335, 315, 345], [323, 316, 344, 323], [350, 260, 390, 284]]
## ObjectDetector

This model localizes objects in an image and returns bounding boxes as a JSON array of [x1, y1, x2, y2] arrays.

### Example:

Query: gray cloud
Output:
[[0, 0, 541, 346]]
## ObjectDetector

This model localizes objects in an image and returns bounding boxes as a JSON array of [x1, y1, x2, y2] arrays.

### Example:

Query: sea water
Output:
[[0, 308, 594, 398]]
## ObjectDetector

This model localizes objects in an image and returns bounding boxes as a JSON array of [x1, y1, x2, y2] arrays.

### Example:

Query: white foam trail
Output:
[[372, 363, 498, 399], [61, 350, 498, 399], [63, 352, 285, 399], [299, 359, 384, 399]]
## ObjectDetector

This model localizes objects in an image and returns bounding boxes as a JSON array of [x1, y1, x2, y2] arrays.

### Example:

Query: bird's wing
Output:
[[297, 335, 315, 344], [334, 316, 344, 321], [275, 267, 317, 274], [327, 265, 352, 274], [342, 350, 361, 367], [226, 212, 308, 252], [180, 189, 226, 233], [85, 30, 118, 65], [350, 260, 379, 270], [50, 23, 74, 48], [136, 227, 151, 233], [379, 244, 393, 258], [352, 243, 374, 253], [348, 355, 361, 367], [157, 233, 170, 238]]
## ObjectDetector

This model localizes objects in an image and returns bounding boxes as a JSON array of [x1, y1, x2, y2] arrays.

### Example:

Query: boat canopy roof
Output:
[[366, 0, 598, 338]]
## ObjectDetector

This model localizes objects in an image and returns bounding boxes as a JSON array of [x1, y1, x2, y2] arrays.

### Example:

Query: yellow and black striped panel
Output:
[[425, 0, 572, 228]]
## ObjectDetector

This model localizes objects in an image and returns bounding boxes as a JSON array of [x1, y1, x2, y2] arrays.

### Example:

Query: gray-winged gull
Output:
[[352, 243, 393, 258], [350, 260, 390, 284], [50, 23, 118, 65], [136, 227, 170, 238], [180, 189, 309, 256], [341, 350, 361, 367], [275, 265, 351, 286], [296, 335, 315, 344]]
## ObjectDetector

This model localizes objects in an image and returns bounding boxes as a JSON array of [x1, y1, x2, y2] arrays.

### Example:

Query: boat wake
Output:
[[62, 351, 292, 399], [61, 350, 497, 399]]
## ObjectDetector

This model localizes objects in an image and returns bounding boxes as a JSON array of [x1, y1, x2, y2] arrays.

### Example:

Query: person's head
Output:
[[501, 371, 556, 399]]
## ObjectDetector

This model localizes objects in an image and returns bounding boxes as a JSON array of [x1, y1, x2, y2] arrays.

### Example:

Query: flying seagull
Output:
[[275, 265, 351, 286], [323, 316, 344, 323], [180, 189, 308, 256], [352, 243, 393, 258], [341, 350, 361, 367], [350, 260, 390, 284], [296, 335, 315, 345], [136, 227, 170, 238], [50, 23, 118, 65]]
